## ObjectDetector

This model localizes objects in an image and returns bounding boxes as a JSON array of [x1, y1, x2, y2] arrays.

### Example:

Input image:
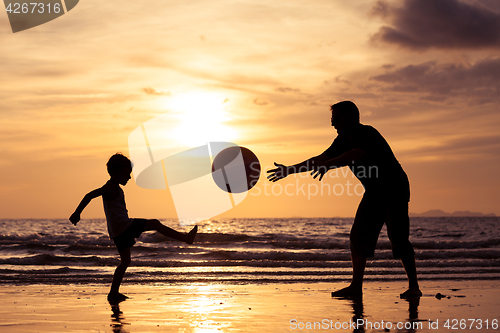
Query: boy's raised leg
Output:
[[185, 225, 198, 244], [144, 220, 198, 244]]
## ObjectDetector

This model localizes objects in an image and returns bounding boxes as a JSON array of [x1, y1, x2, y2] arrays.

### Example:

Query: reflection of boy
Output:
[[268, 101, 421, 298], [70, 153, 197, 302]]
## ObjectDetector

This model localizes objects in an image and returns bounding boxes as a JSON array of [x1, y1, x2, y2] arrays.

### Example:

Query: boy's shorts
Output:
[[349, 191, 415, 259], [113, 219, 146, 252]]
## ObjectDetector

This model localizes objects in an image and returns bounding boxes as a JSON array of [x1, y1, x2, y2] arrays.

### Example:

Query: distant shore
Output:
[[409, 209, 496, 217]]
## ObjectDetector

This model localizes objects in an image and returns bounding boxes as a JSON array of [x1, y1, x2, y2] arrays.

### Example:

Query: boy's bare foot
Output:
[[185, 225, 198, 244], [331, 285, 362, 298], [400, 287, 422, 298], [107, 292, 129, 302]]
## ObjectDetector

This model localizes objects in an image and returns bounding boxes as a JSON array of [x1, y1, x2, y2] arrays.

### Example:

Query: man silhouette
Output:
[[267, 101, 421, 298]]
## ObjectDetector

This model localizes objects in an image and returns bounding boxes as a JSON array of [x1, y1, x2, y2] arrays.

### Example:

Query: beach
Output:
[[1, 280, 498, 332], [1, 217, 499, 332]]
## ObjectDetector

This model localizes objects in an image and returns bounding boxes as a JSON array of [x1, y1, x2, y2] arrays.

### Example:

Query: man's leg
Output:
[[386, 201, 421, 298], [400, 255, 421, 297], [331, 255, 366, 296], [332, 193, 383, 297], [143, 219, 197, 244], [351, 255, 367, 290]]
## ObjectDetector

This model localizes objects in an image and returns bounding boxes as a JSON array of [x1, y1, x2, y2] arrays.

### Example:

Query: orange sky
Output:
[[1, 0, 499, 220]]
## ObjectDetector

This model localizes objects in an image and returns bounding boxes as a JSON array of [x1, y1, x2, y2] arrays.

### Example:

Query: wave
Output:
[[1, 218, 499, 284], [1, 251, 499, 268], [1, 266, 499, 285], [2, 232, 499, 251]]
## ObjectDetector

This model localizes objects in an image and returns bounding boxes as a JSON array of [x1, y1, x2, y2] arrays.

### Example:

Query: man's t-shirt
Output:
[[323, 124, 410, 201]]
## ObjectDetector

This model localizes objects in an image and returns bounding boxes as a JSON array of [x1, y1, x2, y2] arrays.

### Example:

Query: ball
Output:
[[211, 146, 260, 193]]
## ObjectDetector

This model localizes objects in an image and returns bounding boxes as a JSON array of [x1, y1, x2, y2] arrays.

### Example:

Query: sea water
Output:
[[0, 217, 498, 285]]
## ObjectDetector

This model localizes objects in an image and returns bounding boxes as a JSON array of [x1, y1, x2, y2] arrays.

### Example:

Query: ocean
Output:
[[0, 217, 499, 285]]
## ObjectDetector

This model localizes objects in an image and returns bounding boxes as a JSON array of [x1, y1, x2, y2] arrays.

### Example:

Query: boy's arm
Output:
[[69, 187, 104, 225]]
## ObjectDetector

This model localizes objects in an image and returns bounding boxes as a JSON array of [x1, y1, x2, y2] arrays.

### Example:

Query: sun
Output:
[[165, 91, 237, 147]]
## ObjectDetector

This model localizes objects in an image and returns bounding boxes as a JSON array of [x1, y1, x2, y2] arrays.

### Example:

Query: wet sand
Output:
[[0, 281, 498, 332]]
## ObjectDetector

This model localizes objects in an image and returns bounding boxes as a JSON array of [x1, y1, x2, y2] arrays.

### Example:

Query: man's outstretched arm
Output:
[[310, 148, 366, 180], [267, 154, 330, 182]]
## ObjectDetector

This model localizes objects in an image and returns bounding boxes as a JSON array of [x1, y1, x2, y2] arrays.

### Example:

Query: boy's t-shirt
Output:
[[102, 181, 133, 239], [322, 124, 410, 201]]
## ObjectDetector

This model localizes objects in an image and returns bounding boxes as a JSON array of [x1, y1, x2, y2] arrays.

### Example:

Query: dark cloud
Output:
[[371, 0, 500, 49], [371, 58, 500, 103]]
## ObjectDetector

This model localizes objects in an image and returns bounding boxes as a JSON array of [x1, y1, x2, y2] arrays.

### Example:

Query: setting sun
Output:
[[165, 91, 238, 147]]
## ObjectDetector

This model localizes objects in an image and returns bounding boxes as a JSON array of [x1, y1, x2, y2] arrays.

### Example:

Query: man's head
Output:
[[107, 153, 132, 185], [330, 101, 360, 134]]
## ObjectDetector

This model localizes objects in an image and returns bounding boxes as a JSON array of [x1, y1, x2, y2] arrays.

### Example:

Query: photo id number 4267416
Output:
[[6, 3, 62, 14]]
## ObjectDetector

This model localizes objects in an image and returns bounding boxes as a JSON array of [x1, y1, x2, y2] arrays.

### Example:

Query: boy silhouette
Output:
[[70, 153, 197, 301], [268, 101, 421, 298]]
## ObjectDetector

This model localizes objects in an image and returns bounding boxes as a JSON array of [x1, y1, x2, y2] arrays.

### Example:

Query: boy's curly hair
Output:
[[106, 153, 132, 175]]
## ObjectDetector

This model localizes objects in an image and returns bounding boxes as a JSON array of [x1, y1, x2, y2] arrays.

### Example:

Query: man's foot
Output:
[[331, 285, 362, 298], [107, 292, 129, 302], [185, 225, 198, 244], [400, 287, 422, 299]]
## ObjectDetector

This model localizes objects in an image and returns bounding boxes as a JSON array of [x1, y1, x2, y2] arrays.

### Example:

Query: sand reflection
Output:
[[109, 301, 130, 333]]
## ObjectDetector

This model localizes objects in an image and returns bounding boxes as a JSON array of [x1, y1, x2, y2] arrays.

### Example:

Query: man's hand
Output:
[[310, 165, 328, 181], [267, 162, 289, 182], [69, 212, 80, 226]]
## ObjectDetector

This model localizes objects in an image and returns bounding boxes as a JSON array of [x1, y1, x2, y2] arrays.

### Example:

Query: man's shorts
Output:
[[350, 191, 415, 259], [113, 219, 146, 252]]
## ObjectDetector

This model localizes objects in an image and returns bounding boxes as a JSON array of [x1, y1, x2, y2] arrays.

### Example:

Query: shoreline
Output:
[[0, 280, 498, 332]]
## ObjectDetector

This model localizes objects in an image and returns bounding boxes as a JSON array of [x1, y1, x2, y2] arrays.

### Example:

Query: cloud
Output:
[[371, 0, 500, 49], [142, 87, 170, 96], [370, 58, 500, 103], [402, 134, 500, 161], [253, 98, 275, 107], [275, 87, 301, 93]]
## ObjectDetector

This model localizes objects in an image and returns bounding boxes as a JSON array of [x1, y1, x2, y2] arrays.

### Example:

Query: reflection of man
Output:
[[268, 101, 421, 298]]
